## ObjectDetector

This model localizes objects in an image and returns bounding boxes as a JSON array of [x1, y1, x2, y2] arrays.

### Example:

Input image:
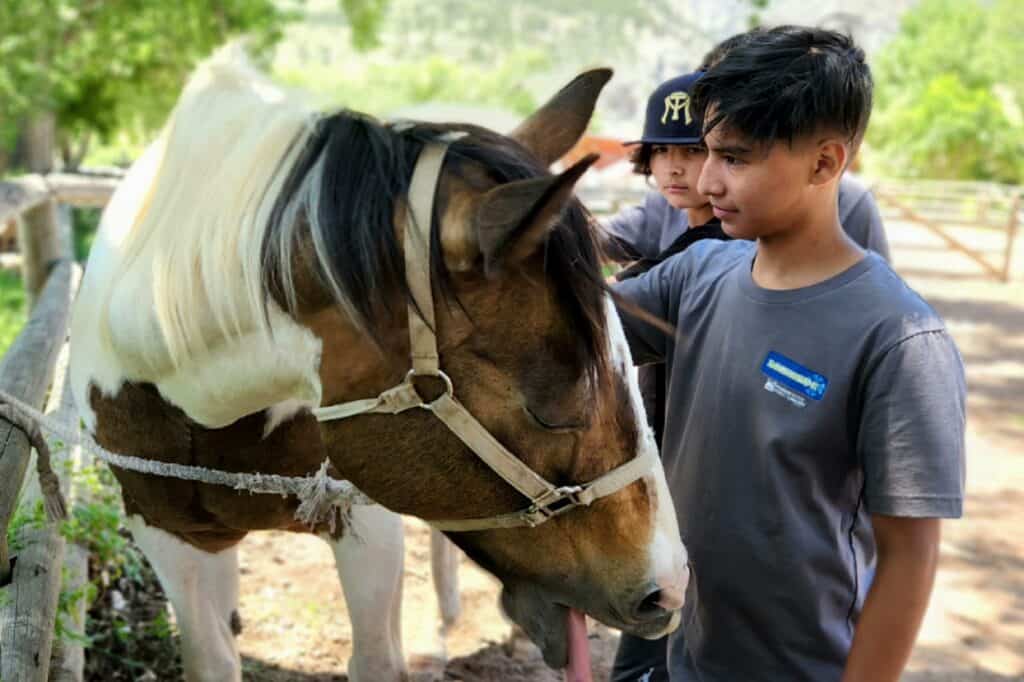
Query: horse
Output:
[[68, 48, 689, 682]]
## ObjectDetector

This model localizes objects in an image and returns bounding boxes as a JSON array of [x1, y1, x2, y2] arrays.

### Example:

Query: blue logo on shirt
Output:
[[761, 351, 828, 401]]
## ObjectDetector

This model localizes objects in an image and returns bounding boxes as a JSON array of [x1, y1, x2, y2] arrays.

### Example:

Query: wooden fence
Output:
[[872, 178, 1022, 282], [0, 172, 116, 682]]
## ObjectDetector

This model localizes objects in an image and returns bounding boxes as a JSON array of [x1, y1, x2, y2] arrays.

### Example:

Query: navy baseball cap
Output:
[[626, 71, 705, 145]]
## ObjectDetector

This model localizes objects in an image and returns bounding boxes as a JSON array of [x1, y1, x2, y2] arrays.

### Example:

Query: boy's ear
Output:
[[810, 139, 847, 186]]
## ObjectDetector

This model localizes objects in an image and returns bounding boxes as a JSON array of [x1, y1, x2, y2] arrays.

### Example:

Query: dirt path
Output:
[[199, 218, 1024, 681], [889, 219, 1024, 682]]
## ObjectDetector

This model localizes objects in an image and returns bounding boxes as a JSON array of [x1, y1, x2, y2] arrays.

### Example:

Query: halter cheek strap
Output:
[[314, 141, 656, 531]]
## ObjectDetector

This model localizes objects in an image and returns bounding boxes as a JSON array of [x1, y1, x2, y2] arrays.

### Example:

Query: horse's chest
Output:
[[89, 382, 332, 551]]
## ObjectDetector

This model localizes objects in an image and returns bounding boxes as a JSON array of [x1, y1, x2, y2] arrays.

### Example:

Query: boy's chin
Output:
[[721, 220, 756, 240], [664, 195, 703, 211]]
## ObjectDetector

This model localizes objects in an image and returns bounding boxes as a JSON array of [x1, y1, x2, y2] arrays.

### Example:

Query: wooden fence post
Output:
[[1003, 190, 1021, 283], [17, 113, 69, 309], [47, 544, 88, 682], [0, 332, 80, 682], [0, 261, 76, 586]]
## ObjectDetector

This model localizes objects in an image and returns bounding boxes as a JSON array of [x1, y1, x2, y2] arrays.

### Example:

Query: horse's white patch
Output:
[[325, 505, 409, 682], [262, 397, 317, 438], [125, 515, 241, 682], [604, 296, 689, 606]]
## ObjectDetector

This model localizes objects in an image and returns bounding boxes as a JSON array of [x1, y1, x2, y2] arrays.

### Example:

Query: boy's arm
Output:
[[611, 258, 679, 366], [848, 327, 966, 680], [600, 204, 649, 263], [600, 191, 677, 264], [840, 516, 941, 682]]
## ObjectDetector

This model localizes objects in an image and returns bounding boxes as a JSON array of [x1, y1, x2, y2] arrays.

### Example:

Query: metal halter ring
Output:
[[405, 368, 455, 410]]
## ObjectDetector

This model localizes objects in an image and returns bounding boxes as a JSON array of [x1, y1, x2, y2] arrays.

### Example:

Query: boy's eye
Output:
[[652, 145, 669, 154], [724, 155, 744, 166], [687, 147, 707, 156]]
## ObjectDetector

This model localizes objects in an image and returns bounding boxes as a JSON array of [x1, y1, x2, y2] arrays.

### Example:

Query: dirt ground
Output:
[[91, 216, 1024, 681]]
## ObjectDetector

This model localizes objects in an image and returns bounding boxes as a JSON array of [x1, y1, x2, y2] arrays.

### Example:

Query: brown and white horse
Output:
[[69, 49, 688, 681]]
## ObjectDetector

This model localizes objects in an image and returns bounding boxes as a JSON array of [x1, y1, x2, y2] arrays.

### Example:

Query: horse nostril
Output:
[[634, 588, 666, 620], [634, 581, 686, 621]]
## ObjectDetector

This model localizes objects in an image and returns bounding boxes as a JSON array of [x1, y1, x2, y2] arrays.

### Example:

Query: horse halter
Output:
[[314, 141, 657, 531]]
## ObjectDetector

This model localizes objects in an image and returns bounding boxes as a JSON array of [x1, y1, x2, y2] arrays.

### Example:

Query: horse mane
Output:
[[106, 46, 608, 384], [106, 45, 318, 366], [263, 117, 610, 385]]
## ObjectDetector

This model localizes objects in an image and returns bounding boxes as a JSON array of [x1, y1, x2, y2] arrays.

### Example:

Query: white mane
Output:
[[106, 44, 317, 369], [70, 46, 327, 429]]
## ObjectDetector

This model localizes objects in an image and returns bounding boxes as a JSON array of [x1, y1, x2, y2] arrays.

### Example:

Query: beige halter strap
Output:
[[314, 141, 655, 531]]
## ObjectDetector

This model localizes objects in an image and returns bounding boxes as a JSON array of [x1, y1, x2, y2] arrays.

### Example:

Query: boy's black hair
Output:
[[692, 26, 873, 148], [629, 144, 654, 175], [699, 28, 763, 71]]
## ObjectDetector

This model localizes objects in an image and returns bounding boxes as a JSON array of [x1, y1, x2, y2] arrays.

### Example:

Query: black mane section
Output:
[[264, 112, 608, 381]]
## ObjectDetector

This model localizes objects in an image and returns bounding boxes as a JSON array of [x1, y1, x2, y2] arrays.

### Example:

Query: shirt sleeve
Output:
[[599, 204, 649, 264], [839, 176, 892, 263], [858, 329, 966, 518], [611, 258, 680, 366]]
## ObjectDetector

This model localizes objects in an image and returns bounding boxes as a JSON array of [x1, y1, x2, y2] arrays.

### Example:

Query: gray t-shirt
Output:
[[602, 173, 891, 263], [614, 240, 966, 682]]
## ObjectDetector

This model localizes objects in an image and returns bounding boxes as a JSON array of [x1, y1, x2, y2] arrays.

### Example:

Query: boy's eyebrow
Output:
[[708, 143, 753, 155]]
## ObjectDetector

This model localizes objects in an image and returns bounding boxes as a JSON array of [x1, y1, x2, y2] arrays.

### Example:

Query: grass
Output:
[[0, 207, 100, 356], [0, 268, 27, 356]]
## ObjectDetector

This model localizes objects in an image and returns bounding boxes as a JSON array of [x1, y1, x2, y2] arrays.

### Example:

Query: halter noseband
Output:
[[314, 141, 656, 531]]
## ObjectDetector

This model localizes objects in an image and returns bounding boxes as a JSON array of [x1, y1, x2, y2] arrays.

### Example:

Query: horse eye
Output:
[[524, 405, 585, 433]]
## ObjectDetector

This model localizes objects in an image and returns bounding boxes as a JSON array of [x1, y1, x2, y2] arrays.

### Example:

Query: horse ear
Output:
[[475, 153, 598, 275], [510, 69, 612, 167]]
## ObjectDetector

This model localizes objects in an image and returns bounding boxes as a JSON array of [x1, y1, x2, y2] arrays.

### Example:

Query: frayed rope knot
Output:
[[295, 460, 349, 534], [294, 461, 374, 537]]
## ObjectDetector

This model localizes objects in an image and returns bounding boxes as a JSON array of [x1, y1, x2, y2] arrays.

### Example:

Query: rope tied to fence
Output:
[[0, 388, 374, 534], [0, 403, 67, 522]]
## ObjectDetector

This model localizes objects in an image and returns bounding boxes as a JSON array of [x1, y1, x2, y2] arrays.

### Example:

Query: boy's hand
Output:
[[841, 515, 941, 682]]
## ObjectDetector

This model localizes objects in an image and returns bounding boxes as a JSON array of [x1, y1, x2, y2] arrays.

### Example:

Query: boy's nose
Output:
[[696, 163, 720, 197]]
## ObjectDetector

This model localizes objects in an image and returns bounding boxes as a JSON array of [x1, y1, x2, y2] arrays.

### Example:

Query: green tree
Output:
[[0, 0, 296, 171], [867, 0, 1024, 183]]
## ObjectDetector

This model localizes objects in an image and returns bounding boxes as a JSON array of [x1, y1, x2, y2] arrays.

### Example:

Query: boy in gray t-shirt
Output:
[[614, 27, 966, 682]]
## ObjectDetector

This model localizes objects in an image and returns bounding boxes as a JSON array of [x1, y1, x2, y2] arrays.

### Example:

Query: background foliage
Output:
[[0, 0, 293, 169], [866, 0, 1024, 183]]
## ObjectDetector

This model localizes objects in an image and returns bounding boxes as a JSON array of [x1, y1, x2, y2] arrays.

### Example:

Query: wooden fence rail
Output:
[[872, 178, 1022, 282], [0, 170, 116, 682], [0, 173, 120, 226], [0, 173, 118, 307]]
